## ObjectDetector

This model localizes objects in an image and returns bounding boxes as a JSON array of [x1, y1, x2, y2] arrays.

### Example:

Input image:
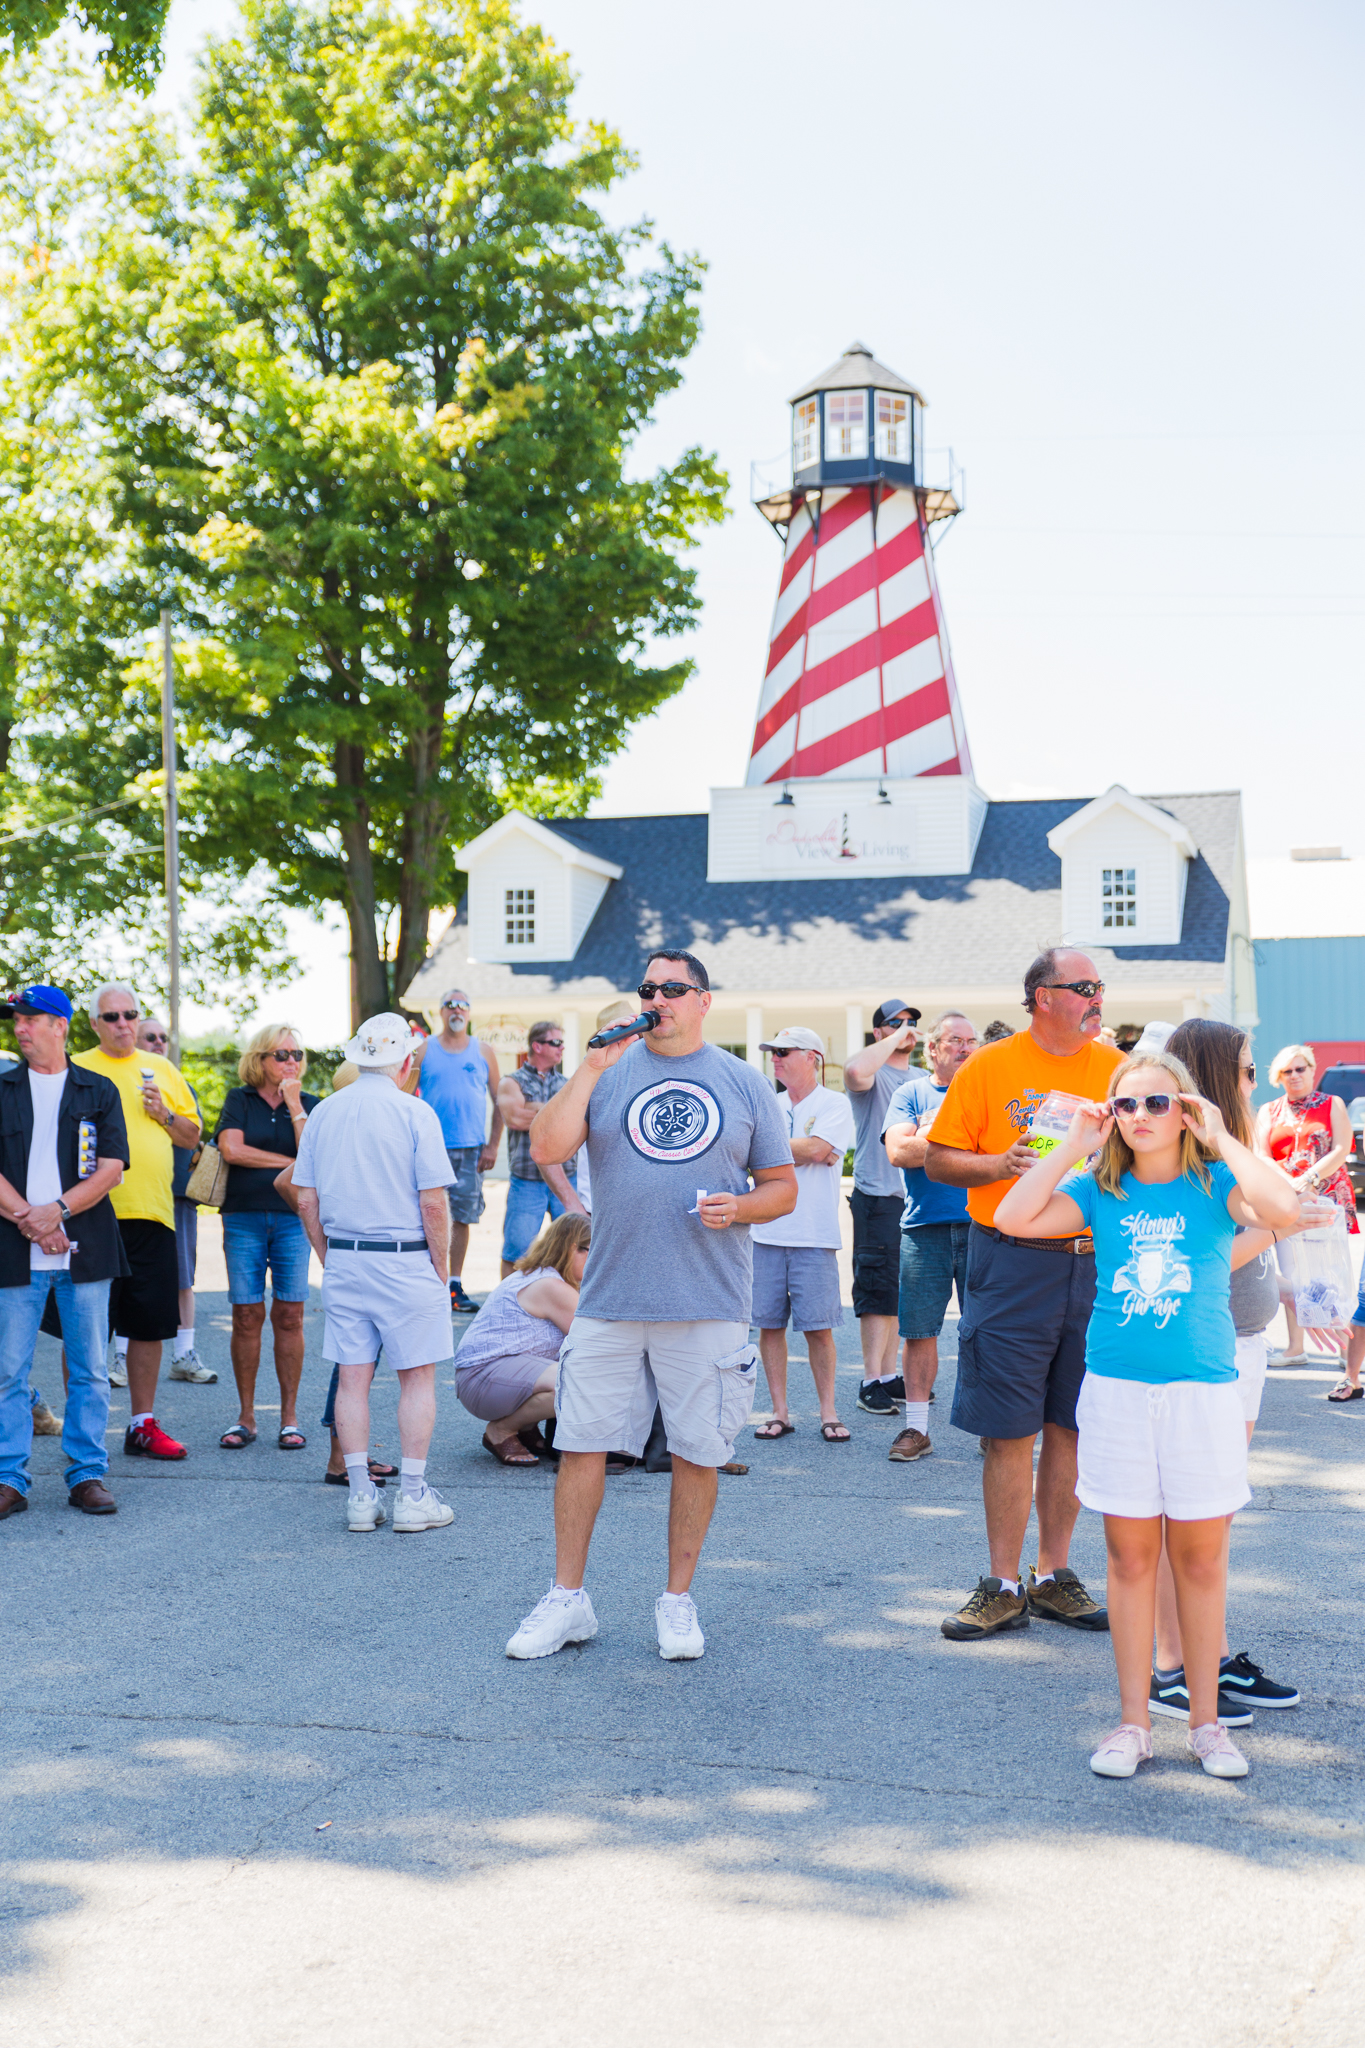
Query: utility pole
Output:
[[160, 610, 181, 1066]]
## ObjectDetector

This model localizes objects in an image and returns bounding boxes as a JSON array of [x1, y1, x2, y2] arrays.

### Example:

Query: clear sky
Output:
[[157, 0, 1363, 1036]]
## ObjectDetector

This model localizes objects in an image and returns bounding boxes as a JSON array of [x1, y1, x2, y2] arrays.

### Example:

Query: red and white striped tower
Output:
[[747, 342, 972, 786]]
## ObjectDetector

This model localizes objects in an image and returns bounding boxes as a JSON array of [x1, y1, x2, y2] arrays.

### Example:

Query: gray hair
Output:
[[89, 982, 137, 1022], [928, 1010, 974, 1042], [366, 1058, 407, 1081]]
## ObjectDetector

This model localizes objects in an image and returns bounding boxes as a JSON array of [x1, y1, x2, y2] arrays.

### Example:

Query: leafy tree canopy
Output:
[[0, 0, 169, 88]]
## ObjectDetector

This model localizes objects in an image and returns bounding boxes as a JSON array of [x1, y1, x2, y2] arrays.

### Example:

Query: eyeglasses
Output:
[[638, 981, 701, 1001], [142, 1032, 168, 1044], [534, 1039, 565, 1051], [442, 1001, 469, 1012], [1241, 1063, 1256, 1083], [1281, 1064, 1310, 1076], [99, 1009, 139, 1023], [936, 1037, 978, 1051], [770, 1047, 809, 1059], [1111, 1094, 1177, 1118], [268, 1048, 305, 1062], [1043, 981, 1105, 1000]]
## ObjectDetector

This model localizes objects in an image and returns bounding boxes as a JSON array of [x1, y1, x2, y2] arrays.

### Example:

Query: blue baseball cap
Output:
[[0, 984, 74, 1021]]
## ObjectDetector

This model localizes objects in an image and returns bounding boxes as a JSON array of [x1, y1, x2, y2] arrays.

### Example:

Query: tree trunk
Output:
[[391, 600, 453, 1012], [334, 735, 388, 1025]]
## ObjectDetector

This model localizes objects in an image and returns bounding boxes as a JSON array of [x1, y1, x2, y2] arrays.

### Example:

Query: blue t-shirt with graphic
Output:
[[882, 1074, 969, 1231], [1059, 1160, 1239, 1385]]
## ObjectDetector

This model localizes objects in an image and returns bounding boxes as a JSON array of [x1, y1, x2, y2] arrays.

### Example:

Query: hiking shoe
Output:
[[393, 1483, 454, 1532], [941, 1576, 1029, 1640], [108, 1347, 128, 1388], [1026, 1566, 1109, 1631], [31, 1396, 62, 1436], [347, 1489, 386, 1532], [1219, 1652, 1299, 1709], [450, 1278, 478, 1314], [1090, 1723, 1153, 1779], [857, 1380, 897, 1415], [169, 1352, 217, 1383], [123, 1418, 188, 1460], [1188, 1722, 1249, 1778], [1149, 1670, 1253, 1727], [886, 1375, 906, 1403], [888, 1427, 931, 1462], [656, 1591, 705, 1661], [506, 1586, 598, 1660]]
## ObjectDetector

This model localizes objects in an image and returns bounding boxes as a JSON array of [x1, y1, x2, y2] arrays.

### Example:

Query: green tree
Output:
[[1, 0, 169, 87], [33, 0, 727, 1021]]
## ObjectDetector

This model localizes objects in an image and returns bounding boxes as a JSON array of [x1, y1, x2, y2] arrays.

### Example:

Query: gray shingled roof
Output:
[[405, 792, 1240, 1004]]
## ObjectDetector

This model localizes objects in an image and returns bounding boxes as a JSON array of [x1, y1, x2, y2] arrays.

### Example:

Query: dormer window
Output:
[[793, 397, 819, 470], [1102, 867, 1137, 929], [875, 392, 909, 463], [505, 887, 535, 945], [825, 390, 866, 460]]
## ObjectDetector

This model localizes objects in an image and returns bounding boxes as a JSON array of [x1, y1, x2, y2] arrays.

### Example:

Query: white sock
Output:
[[400, 1457, 426, 1500], [996, 1577, 1019, 1596], [904, 1401, 930, 1434], [554, 1583, 586, 1600], [877, 1371, 898, 1383], [173, 1327, 195, 1359], [114, 1338, 129, 1361], [1034, 1570, 1055, 1585], [343, 1453, 375, 1497], [130, 1412, 153, 1430]]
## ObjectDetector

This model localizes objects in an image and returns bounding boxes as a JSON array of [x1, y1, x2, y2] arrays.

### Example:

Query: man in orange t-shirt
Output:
[[925, 948, 1122, 1642]]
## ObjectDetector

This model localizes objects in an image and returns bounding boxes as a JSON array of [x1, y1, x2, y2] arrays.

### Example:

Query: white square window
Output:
[[824, 389, 867, 461], [505, 886, 535, 945], [875, 392, 909, 463], [1101, 867, 1137, 929], [793, 397, 819, 470]]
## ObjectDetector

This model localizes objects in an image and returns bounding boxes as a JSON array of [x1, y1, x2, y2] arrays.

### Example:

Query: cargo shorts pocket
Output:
[[955, 1324, 980, 1390], [714, 1343, 760, 1442]]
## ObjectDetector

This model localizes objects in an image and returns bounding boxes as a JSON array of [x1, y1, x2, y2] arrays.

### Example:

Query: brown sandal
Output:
[[482, 1429, 540, 1465], [820, 1421, 851, 1443]]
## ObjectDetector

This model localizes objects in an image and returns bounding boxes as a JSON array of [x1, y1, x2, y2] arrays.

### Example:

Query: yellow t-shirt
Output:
[[73, 1048, 199, 1230], [929, 1029, 1123, 1229]]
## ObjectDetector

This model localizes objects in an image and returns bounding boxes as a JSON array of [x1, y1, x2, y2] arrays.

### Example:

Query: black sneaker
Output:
[[1149, 1670, 1253, 1728], [857, 1380, 898, 1415], [450, 1278, 478, 1314], [886, 1375, 906, 1403], [1218, 1651, 1300, 1709]]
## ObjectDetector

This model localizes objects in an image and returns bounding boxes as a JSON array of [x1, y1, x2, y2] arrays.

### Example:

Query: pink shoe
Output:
[[1090, 1723, 1153, 1778], [1187, 1722, 1248, 1778]]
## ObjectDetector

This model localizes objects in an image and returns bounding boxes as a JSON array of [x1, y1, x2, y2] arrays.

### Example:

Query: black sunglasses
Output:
[[1043, 981, 1105, 1000], [533, 1039, 565, 1050], [638, 981, 701, 1001], [1111, 1094, 1177, 1117], [268, 1047, 305, 1062], [442, 1000, 470, 1010], [99, 1009, 139, 1023], [1241, 1063, 1256, 1083]]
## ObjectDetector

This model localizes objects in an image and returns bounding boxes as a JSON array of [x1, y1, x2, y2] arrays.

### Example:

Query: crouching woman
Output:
[[455, 1214, 590, 1465]]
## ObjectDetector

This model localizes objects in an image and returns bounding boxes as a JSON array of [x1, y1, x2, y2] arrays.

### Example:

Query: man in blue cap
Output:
[[0, 985, 130, 1516]]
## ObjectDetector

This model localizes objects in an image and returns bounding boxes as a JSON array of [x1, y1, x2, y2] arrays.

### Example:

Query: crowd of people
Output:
[[0, 945, 1358, 1777]]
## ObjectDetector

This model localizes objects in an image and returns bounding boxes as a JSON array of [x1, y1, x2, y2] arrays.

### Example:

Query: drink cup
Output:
[[1027, 1091, 1091, 1159]]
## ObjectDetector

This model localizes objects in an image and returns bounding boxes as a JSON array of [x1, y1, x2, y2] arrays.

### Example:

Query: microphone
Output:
[[587, 1008, 660, 1050]]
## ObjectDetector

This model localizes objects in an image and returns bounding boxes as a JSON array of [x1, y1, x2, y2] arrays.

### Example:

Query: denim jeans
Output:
[[501, 1171, 578, 1264], [0, 1272, 112, 1494], [222, 1209, 313, 1305]]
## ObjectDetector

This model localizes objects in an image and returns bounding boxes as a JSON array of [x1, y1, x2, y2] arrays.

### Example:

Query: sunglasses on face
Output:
[[533, 1038, 565, 1051], [1111, 1094, 1177, 1118], [1241, 1063, 1256, 1082], [268, 1048, 304, 1062], [142, 1032, 168, 1044], [771, 1047, 810, 1060], [99, 1009, 139, 1023], [638, 981, 701, 1001], [1282, 1064, 1310, 1076], [442, 1001, 469, 1012], [1043, 981, 1105, 1000]]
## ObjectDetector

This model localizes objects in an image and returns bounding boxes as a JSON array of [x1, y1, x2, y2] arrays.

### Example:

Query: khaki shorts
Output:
[[321, 1252, 454, 1371], [555, 1315, 757, 1467]]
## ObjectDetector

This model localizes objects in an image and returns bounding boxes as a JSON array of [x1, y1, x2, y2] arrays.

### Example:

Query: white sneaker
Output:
[[1090, 1723, 1153, 1778], [108, 1345, 128, 1388], [1188, 1722, 1249, 1778], [393, 1483, 454, 1532], [347, 1489, 386, 1532], [169, 1351, 217, 1383], [655, 1591, 705, 1661], [506, 1586, 599, 1659]]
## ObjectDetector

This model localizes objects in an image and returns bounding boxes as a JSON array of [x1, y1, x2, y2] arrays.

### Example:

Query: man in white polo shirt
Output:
[[750, 1028, 855, 1444], [292, 1013, 456, 1535]]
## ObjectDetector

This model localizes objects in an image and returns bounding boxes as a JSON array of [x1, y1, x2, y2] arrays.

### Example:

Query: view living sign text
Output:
[[760, 806, 916, 877]]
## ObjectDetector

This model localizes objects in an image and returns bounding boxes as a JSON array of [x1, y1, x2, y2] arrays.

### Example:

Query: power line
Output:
[[0, 793, 145, 850]]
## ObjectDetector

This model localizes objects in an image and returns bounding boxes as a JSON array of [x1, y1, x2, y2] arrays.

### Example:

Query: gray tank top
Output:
[[455, 1269, 564, 1370], [1231, 1233, 1280, 1335]]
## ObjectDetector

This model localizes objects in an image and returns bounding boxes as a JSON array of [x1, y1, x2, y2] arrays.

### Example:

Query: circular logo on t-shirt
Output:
[[624, 1080, 723, 1163]]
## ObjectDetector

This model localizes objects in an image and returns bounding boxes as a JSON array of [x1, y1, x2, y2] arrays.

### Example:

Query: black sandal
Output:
[[278, 1425, 307, 1449], [219, 1424, 256, 1449], [1328, 1381, 1364, 1402]]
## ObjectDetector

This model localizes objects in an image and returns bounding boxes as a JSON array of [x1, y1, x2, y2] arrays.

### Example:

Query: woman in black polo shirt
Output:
[[216, 1025, 319, 1451]]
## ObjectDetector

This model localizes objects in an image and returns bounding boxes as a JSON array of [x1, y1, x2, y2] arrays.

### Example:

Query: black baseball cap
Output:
[[0, 984, 73, 1021], [873, 998, 921, 1029]]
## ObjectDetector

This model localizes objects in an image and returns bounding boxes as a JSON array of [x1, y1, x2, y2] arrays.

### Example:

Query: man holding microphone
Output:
[[504, 949, 796, 1664]]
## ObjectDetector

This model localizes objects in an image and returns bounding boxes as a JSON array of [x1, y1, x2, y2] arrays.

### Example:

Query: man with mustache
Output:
[[925, 949, 1122, 1640]]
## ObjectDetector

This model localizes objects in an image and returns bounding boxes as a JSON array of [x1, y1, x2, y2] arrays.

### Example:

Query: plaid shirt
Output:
[[506, 1063, 577, 1182]]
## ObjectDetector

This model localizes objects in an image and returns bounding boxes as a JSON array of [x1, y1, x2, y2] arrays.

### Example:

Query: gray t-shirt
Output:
[[1231, 1233, 1280, 1335], [293, 1073, 453, 1240], [576, 1042, 793, 1323], [849, 1061, 913, 1196]]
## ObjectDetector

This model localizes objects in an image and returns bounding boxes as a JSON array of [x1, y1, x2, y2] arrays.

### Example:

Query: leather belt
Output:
[[980, 1223, 1094, 1256], [326, 1239, 429, 1253]]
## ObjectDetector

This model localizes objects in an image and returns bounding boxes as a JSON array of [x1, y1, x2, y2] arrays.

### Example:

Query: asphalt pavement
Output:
[[2, 1277, 1363, 2047]]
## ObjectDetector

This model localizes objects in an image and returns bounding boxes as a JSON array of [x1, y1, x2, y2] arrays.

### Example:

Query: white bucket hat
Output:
[[344, 1012, 423, 1068]]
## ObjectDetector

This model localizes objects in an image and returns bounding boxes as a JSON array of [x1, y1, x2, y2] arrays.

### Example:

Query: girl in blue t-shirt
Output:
[[995, 1050, 1298, 1783]]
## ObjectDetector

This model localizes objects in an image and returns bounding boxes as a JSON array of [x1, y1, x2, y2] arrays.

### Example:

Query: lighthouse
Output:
[[746, 342, 972, 787]]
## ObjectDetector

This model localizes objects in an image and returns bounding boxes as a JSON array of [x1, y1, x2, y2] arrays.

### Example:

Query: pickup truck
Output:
[[1316, 1063, 1365, 1202]]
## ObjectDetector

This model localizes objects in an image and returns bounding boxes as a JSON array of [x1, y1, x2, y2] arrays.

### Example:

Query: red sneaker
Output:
[[123, 1418, 189, 1460]]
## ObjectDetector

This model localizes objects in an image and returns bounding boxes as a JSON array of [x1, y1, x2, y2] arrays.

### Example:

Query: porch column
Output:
[[745, 1005, 764, 1070], [560, 1010, 581, 1069], [845, 1002, 864, 1062]]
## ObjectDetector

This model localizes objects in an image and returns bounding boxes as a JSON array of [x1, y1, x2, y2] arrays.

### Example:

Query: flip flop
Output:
[[1328, 1382, 1364, 1402], [721, 1460, 749, 1475], [754, 1418, 795, 1439], [219, 1424, 256, 1449], [324, 1467, 389, 1487], [367, 1459, 399, 1480], [820, 1422, 851, 1443], [482, 1429, 539, 1466], [278, 1425, 307, 1450]]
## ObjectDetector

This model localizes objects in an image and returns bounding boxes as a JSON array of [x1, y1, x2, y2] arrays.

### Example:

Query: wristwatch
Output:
[[57, 1199, 72, 1223]]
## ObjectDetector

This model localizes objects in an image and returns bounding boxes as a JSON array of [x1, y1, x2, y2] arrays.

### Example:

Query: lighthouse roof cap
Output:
[[789, 341, 924, 405]]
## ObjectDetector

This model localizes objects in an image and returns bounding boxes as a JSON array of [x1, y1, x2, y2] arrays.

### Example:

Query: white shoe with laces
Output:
[[169, 1351, 217, 1383], [394, 1483, 454, 1532], [655, 1591, 705, 1661], [108, 1345, 128, 1389], [1188, 1722, 1249, 1777], [506, 1586, 598, 1659], [1089, 1723, 1153, 1778], [347, 1489, 386, 1532]]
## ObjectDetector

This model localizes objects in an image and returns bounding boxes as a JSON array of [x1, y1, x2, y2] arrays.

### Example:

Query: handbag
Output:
[[184, 1141, 230, 1208]]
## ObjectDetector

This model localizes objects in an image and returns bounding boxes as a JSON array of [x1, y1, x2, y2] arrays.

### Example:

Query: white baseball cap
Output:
[[758, 1026, 825, 1054], [343, 1012, 424, 1067], [1130, 1020, 1176, 1057]]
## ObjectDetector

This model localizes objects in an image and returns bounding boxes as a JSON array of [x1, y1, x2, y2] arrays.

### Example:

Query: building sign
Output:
[[760, 805, 916, 875]]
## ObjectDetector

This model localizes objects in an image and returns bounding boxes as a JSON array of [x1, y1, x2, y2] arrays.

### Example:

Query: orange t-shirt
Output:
[[929, 1029, 1124, 1228]]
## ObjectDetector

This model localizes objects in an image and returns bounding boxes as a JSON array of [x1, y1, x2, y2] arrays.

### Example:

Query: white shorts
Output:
[[555, 1315, 757, 1467], [1076, 1371, 1250, 1522], [1235, 1331, 1268, 1422], [321, 1252, 454, 1371]]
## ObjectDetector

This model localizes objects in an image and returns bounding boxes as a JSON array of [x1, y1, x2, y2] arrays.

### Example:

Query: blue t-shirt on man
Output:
[[418, 1037, 490, 1149], [1059, 1160, 1238, 1385], [881, 1073, 970, 1231]]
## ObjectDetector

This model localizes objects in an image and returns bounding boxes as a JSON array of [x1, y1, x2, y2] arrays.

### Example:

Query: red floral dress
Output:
[[1265, 1092, 1359, 1232]]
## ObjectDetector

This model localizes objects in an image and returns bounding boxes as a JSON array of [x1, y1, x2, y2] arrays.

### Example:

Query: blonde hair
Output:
[[1091, 1050, 1217, 1198], [239, 1023, 307, 1090], [513, 1211, 591, 1282], [1269, 1043, 1316, 1088]]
